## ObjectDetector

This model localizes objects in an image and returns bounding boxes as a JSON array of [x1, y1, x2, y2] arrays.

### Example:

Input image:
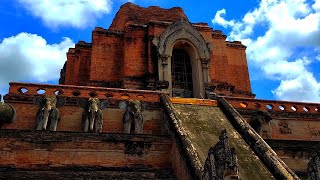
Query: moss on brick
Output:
[[172, 104, 275, 180]]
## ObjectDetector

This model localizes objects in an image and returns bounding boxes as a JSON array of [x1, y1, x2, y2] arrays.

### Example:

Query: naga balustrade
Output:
[[6, 82, 168, 102], [223, 96, 320, 114]]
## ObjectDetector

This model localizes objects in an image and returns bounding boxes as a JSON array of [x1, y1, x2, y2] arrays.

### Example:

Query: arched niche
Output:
[[153, 18, 211, 98]]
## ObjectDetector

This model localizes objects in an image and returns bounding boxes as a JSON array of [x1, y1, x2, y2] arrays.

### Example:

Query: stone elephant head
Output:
[[249, 110, 272, 133], [119, 100, 148, 134], [78, 98, 108, 133], [33, 95, 65, 131]]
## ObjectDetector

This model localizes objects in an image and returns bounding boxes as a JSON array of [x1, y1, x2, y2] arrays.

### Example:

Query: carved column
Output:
[[201, 58, 210, 84], [158, 55, 171, 95], [158, 55, 166, 81]]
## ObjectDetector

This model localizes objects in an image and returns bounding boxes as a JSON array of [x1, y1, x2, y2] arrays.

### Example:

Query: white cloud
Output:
[[0, 33, 74, 96], [17, 0, 112, 29], [273, 72, 320, 102], [314, 0, 320, 11], [212, 0, 320, 102], [212, 9, 236, 28]]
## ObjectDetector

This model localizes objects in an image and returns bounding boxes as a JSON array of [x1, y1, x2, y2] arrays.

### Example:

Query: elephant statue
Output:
[[34, 95, 65, 131], [0, 101, 16, 125], [78, 98, 108, 133], [249, 110, 272, 133], [120, 100, 148, 134]]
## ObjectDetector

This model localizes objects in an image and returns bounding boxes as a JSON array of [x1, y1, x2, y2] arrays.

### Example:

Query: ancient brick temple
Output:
[[1, 3, 320, 180], [59, 3, 254, 99]]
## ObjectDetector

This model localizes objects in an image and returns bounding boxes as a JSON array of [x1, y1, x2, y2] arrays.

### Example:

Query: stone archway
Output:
[[153, 18, 211, 98]]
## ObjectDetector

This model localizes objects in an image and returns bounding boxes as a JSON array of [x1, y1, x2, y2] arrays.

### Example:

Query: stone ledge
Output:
[[0, 130, 170, 143], [170, 97, 217, 106], [0, 166, 176, 180], [265, 139, 320, 149]]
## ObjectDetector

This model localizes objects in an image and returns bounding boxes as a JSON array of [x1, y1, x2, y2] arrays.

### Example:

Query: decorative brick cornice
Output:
[[226, 41, 246, 49], [212, 30, 227, 40], [223, 96, 320, 114], [93, 27, 124, 36], [236, 108, 320, 120], [5, 82, 168, 104], [76, 41, 92, 48]]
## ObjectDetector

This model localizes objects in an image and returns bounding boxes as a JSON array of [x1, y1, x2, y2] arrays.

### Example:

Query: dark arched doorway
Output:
[[171, 49, 193, 98]]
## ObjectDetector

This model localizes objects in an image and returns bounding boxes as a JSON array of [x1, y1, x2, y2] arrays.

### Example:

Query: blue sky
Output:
[[0, 0, 319, 102]]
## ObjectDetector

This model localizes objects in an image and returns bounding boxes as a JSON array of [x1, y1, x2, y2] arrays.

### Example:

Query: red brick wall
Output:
[[90, 30, 123, 82], [209, 35, 252, 95], [65, 48, 75, 84], [124, 27, 147, 77], [73, 51, 80, 85], [170, 141, 192, 180], [78, 46, 92, 85], [225, 46, 251, 92], [109, 3, 186, 31], [0, 133, 172, 169]]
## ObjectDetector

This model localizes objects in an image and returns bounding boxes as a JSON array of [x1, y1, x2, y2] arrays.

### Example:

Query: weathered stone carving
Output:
[[120, 100, 147, 134], [0, 101, 16, 125], [278, 122, 292, 134], [308, 125, 320, 137], [124, 141, 152, 157], [205, 81, 256, 98], [202, 130, 240, 180], [207, 81, 235, 92], [78, 98, 108, 133], [146, 80, 169, 90], [34, 95, 65, 131], [308, 151, 320, 180], [249, 110, 272, 133]]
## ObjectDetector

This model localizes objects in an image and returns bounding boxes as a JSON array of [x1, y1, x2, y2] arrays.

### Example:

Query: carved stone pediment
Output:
[[154, 18, 211, 60]]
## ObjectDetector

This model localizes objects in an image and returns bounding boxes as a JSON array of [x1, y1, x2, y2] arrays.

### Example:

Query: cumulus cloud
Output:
[[273, 72, 320, 101], [0, 33, 74, 95], [17, 0, 112, 29], [212, 0, 320, 102]]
